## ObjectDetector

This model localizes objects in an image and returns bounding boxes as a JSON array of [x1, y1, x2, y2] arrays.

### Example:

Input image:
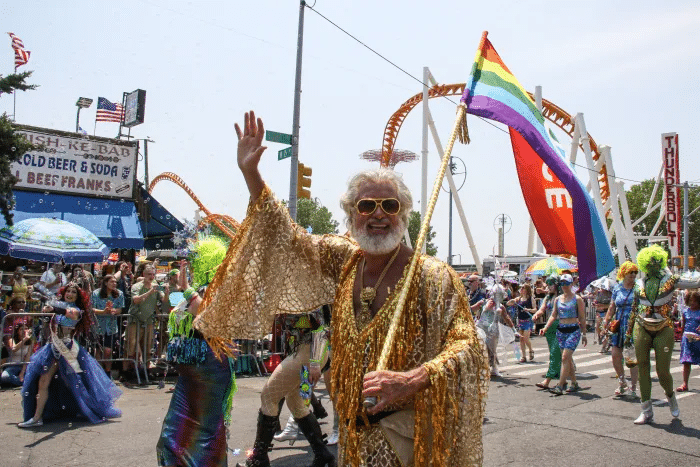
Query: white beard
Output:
[[351, 220, 406, 255]]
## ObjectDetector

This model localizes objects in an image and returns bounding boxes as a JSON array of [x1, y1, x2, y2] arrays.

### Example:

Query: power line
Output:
[[304, 3, 508, 135]]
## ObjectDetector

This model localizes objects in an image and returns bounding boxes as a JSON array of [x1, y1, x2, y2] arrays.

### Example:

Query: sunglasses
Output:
[[629, 271, 638, 275], [561, 281, 573, 286], [355, 198, 401, 216]]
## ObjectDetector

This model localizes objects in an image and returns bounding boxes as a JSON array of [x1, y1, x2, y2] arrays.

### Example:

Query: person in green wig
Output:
[[626, 244, 700, 424], [156, 237, 238, 467]]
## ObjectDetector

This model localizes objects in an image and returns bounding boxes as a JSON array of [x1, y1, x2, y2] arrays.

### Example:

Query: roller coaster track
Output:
[[379, 83, 610, 211], [148, 172, 239, 239]]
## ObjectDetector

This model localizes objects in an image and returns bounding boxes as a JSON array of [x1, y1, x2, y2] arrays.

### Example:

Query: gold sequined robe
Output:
[[195, 186, 489, 466]]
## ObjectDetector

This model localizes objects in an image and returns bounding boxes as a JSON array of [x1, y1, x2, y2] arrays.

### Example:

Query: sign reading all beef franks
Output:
[[11, 125, 138, 199], [662, 132, 681, 258]]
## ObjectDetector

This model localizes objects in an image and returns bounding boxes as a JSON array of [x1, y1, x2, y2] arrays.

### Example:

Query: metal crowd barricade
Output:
[[584, 297, 596, 332], [0, 312, 48, 378], [136, 314, 269, 381], [94, 313, 147, 385]]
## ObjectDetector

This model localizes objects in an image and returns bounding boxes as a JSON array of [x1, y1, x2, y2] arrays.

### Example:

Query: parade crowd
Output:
[[1, 110, 699, 467]]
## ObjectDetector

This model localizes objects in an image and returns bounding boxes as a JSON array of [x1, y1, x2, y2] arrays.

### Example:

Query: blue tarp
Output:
[[139, 186, 184, 250], [3, 190, 144, 249]]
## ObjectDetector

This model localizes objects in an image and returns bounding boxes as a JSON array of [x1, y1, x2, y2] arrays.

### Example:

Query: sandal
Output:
[[519, 357, 527, 363], [529, 349, 535, 361], [676, 384, 689, 392], [535, 382, 550, 390], [550, 385, 564, 395], [566, 382, 581, 393]]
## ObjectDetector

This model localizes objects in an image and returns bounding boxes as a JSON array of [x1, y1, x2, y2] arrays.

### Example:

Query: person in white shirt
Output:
[[39, 263, 67, 295]]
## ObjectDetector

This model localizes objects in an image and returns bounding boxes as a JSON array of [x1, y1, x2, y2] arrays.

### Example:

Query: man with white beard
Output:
[[194, 111, 489, 467]]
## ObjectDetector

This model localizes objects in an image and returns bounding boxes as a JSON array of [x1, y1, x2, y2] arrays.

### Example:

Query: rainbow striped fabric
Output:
[[461, 31, 614, 288]]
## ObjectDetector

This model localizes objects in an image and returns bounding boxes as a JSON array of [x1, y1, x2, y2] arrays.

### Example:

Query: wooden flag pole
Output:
[[364, 103, 467, 406]]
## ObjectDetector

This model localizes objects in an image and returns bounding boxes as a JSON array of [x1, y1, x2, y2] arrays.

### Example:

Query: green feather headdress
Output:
[[189, 236, 229, 289]]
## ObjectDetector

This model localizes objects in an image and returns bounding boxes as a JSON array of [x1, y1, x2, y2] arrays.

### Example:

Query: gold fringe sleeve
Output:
[[194, 185, 356, 353], [414, 260, 489, 466]]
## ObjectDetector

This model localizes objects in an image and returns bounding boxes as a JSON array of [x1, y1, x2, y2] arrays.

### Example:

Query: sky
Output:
[[4, 0, 700, 266]]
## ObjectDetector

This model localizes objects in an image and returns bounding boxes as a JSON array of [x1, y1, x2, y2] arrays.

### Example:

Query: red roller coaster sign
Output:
[[662, 132, 680, 257]]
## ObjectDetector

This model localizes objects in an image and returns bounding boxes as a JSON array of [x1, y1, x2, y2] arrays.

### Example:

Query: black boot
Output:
[[310, 393, 328, 419], [296, 413, 336, 467], [237, 410, 279, 467]]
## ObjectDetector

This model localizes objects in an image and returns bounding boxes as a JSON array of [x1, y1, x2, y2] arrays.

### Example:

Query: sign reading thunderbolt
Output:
[[662, 132, 680, 257]]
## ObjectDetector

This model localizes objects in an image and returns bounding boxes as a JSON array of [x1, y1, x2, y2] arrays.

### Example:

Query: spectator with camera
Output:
[[125, 264, 168, 381], [39, 263, 68, 296], [3, 296, 29, 358], [1, 322, 34, 386], [69, 264, 95, 296]]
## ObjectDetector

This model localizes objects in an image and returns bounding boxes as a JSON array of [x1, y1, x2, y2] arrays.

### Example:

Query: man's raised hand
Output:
[[235, 111, 267, 199], [235, 110, 267, 173]]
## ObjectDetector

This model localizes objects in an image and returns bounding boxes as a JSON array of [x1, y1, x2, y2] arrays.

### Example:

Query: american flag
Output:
[[8, 32, 30, 69], [96, 97, 124, 123]]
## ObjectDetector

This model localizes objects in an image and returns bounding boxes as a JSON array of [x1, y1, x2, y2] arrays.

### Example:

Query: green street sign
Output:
[[266, 130, 292, 145], [278, 146, 293, 160]]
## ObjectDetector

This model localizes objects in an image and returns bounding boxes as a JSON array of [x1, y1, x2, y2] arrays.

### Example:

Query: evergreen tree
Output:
[[0, 71, 37, 226]]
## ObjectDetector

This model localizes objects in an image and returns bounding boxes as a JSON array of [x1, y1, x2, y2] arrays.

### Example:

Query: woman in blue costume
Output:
[[18, 282, 121, 428], [157, 238, 238, 467], [603, 261, 640, 398], [540, 273, 588, 395], [532, 275, 562, 390]]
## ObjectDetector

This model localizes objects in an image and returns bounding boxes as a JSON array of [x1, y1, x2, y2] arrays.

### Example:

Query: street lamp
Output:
[[75, 97, 93, 133]]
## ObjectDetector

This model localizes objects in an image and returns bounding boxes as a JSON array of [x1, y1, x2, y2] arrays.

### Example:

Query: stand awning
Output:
[[2, 190, 144, 250]]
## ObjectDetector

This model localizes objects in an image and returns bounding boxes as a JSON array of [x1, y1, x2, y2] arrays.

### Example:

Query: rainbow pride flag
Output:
[[461, 31, 614, 288]]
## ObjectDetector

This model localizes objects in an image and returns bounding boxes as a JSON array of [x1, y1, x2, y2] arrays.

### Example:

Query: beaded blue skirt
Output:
[[21, 341, 122, 424]]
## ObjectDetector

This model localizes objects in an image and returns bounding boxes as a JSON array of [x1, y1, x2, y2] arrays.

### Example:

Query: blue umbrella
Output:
[[0, 217, 109, 263]]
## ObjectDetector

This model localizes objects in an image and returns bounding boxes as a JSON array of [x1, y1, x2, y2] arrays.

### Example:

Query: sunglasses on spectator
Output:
[[355, 198, 401, 216], [561, 281, 573, 286]]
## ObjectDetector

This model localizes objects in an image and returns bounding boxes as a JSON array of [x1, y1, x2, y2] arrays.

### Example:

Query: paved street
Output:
[[2, 335, 699, 466]]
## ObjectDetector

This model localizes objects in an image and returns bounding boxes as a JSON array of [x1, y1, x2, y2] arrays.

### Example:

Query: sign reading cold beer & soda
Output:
[[11, 125, 139, 199]]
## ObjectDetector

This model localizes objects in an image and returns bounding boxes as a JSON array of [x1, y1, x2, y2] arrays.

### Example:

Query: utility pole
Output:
[[288, 0, 306, 221]]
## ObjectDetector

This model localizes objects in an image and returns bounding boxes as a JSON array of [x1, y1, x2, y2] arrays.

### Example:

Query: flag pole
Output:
[[365, 103, 467, 407], [13, 65, 17, 121]]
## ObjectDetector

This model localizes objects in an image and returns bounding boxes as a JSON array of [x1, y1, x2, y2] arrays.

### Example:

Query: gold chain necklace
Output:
[[358, 245, 401, 330]]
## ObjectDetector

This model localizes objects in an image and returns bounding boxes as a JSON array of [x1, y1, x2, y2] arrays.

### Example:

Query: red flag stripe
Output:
[[8, 32, 30, 68]]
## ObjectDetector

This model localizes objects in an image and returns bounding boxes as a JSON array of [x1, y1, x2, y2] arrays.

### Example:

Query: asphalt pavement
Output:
[[2, 334, 699, 466]]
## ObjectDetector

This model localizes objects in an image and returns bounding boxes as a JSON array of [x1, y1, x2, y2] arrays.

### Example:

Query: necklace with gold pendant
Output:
[[357, 245, 401, 330]]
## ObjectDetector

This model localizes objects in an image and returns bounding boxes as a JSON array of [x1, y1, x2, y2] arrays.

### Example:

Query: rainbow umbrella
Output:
[[525, 256, 577, 276], [0, 217, 109, 263]]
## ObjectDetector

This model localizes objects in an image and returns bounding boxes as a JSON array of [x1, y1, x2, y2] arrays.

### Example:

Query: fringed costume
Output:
[[156, 239, 238, 467], [195, 186, 489, 467]]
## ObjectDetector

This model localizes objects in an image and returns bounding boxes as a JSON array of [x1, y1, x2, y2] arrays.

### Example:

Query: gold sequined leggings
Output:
[[259, 343, 329, 419]]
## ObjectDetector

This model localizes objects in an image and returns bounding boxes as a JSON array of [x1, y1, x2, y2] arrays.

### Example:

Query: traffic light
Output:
[[297, 162, 312, 199]]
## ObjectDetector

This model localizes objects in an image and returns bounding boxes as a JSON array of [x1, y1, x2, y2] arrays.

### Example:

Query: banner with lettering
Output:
[[11, 125, 138, 199], [662, 132, 680, 257], [510, 128, 577, 255]]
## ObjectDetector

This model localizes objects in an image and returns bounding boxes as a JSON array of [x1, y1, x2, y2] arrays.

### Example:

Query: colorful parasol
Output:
[[525, 256, 578, 276], [0, 217, 109, 263]]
